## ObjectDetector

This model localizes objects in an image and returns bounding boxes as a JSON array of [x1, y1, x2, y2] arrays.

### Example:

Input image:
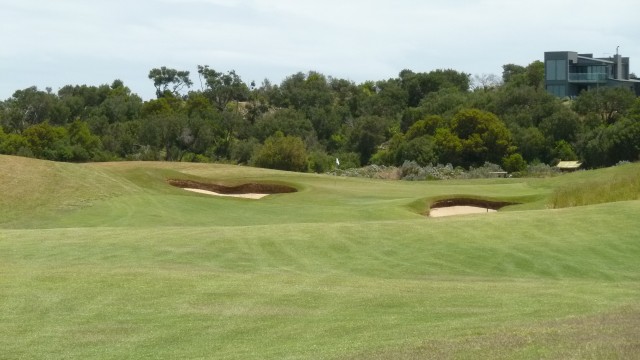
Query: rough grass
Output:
[[550, 164, 640, 208], [1, 155, 639, 359], [348, 306, 640, 359]]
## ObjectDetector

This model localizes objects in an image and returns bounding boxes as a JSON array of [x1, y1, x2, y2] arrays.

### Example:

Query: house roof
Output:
[[556, 161, 582, 169]]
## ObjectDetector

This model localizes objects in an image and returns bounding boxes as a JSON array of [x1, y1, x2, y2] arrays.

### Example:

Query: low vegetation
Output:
[[1, 155, 639, 359], [550, 162, 640, 208], [330, 161, 560, 181]]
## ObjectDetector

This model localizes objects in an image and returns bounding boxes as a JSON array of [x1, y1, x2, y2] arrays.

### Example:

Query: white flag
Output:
[[336, 158, 340, 166]]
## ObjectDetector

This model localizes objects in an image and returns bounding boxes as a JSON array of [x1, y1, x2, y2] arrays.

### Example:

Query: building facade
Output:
[[544, 51, 640, 98]]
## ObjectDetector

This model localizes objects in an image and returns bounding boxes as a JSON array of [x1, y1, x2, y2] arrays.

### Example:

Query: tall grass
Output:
[[550, 165, 640, 208]]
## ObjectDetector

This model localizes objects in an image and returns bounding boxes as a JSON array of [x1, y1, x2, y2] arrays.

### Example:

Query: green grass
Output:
[[1, 155, 639, 359]]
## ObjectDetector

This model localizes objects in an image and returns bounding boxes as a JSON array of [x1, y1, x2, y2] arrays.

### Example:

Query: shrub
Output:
[[522, 163, 561, 178], [400, 161, 464, 181], [329, 161, 562, 181], [252, 133, 308, 172], [330, 164, 400, 180], [460, 162, 504, 179], [307, 150, 333, 173], [333, 152, 361, 170], [230, 138, 260, 164], [502, 153, 527, 173], [394, 136, 437, 167]]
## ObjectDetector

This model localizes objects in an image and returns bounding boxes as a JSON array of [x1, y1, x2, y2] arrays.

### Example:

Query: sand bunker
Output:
[[182, 188, 270, 199], [429, 206, 497, 217], [429, 198, 516, 218], [167, 179, 297, 200]]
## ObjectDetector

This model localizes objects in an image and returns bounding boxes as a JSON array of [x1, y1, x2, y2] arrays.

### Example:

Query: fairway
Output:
[[1, 155, 639, 359]]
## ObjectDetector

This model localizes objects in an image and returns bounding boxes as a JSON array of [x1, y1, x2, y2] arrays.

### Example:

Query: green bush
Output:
[[307, 150, 333, 173], [394, 136, 437, 166], [252, 133, 308, 172], [0, 132, 29, 155], [502, 153, 526, 173], [230, 138, 260, 164], [333, 152, 361, 170]]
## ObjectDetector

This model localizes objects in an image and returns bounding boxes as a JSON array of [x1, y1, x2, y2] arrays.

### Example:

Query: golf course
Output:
[[1, 154, 639, 359]]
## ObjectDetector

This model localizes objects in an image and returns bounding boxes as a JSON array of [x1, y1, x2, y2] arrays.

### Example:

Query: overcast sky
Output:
[[1, 0, 638, 100]]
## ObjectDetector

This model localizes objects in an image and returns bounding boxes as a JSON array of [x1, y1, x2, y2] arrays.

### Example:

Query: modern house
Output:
[[544, 50, 640, 98]]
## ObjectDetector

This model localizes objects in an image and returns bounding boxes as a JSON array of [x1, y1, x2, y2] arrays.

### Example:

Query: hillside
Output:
[[1, 155, 639, 359]]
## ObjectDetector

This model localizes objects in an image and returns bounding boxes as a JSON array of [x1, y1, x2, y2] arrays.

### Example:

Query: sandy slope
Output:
[[183, 188, 269, 199], [429, 206, 497, 217]]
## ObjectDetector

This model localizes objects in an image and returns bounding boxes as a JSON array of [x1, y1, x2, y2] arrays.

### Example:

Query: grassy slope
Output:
[[0, 155, 638, 359]]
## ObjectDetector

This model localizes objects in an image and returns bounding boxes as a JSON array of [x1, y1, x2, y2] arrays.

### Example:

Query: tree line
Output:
[[1, 62, 639, 172]]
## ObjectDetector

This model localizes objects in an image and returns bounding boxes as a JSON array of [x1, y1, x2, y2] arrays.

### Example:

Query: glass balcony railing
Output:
[[568, 73, 608, 82]]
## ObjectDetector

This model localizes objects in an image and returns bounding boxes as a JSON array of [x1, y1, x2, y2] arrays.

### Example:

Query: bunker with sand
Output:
[[428, 198, 516, 217]]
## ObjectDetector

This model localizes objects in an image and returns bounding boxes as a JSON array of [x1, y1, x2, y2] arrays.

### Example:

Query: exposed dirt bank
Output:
[[429, 198, 517, 217], [167, 179, 297, 199]]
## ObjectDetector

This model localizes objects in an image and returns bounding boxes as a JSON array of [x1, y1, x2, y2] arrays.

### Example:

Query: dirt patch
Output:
[[429, 198, 517, 217], [167, 179, 297, 199]]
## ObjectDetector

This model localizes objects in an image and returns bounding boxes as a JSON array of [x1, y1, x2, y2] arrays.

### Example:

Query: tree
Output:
[[306, 106, 343, 145], [183, 92, 224, 153], [98, 81, 143, 123], [502, 64, 526, 84], [450, 108, 514, 167], [429, 69, 471, 93], [434, 127, 462, 165], [148, 67, 193, 98], [349, 115, 393, 165], [511, 126, 549, 163], [502, 153, 526, 173], [139, 110, 187, 161], [67, 119, 102, 160], [57, 84, 111, 122], [400, 69, 470, 107], [491, 82, 559, 128], [552, 140, 578, 162], [471, 73, 501, 92], [100, 121, 140, 158], [254, 108, 314, 142], [329, 77, 360, 116], [0, 126, 29, 155], [22, 122, 69, 160], [357, 79, 408, 117], [285, 73, 342, 138], [405, 115, 442, 140], [275, 71, 333, 111], [573, 87, 636, 124], [252, 132, 308, 172], [525, 61, 545, 89], [539, 106, 581, 142], [197, 66, 250, 110], [606, 118, 640, 163], [419, 87, 468, 117], [578, 118, 640, 167], [244, 79, 273, 124], [2, 87, 58, 131], [394, 136, 437, 166]]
